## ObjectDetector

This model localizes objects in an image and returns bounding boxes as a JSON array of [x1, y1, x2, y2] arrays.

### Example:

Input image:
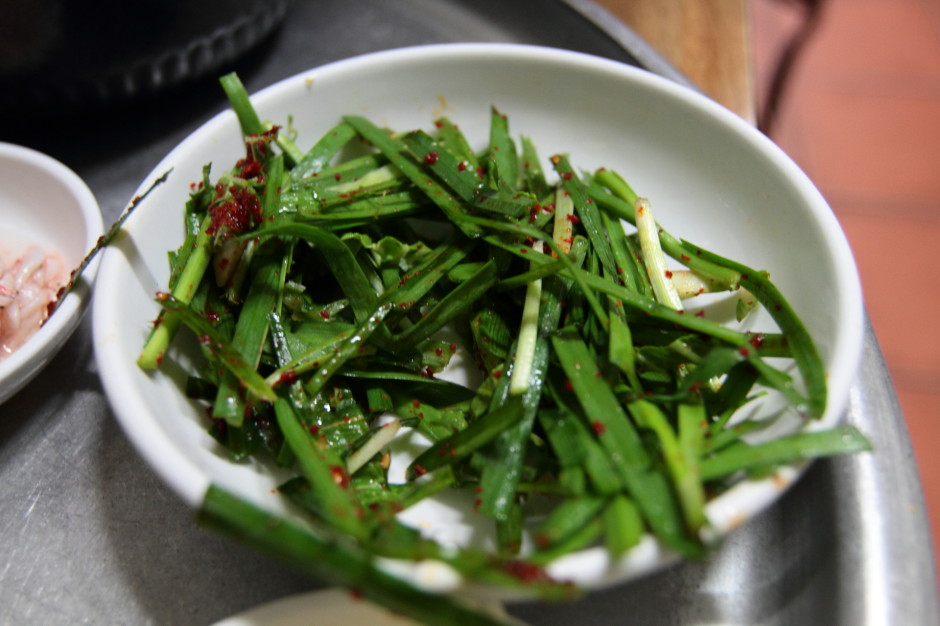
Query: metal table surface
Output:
[[1, 1, 937, 624]]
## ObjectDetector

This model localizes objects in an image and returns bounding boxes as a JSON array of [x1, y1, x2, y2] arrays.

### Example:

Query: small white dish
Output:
[[93, 43, 864, 595], [210, 589, 419, 626], [0, 143, 103, 405]]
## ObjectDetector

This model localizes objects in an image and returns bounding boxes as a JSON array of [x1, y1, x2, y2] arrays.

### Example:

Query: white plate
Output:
[[92, 43, 864, 594], [0, 143, 103, 405], [210, 589, 420, 626]]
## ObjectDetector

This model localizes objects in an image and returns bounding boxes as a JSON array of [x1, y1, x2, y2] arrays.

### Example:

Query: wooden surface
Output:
[[594, 0, 755, 124]]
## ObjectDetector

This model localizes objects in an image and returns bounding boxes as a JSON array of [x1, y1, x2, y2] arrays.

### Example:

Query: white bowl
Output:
[[210, 589, 419, 626], [0, 143, 103, 405], [92, 44, 864, 594]]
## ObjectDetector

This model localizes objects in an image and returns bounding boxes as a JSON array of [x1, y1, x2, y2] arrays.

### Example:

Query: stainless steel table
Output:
[[1, 1, 936, 624]]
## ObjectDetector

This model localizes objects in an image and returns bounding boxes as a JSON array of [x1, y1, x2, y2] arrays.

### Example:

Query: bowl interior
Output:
[[0, 143, 103, 404], [92, 43, 864, 592], [0, 147, 95, 263]]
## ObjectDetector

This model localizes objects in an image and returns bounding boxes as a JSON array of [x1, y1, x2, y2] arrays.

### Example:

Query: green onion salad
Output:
[[138, 73, 871, 623]]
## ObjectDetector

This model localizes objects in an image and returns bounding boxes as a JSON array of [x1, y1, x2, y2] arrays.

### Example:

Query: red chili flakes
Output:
[[457, 161, 467, 172], [449, 343, 457, 351], [329, 465, 350, 489], [592, 421, 606, 436], [694, 310, 706, 318], [276, 369, 298, 387], [207, 186, 263, 236], [424, 151, 439, 165], [681, 254, 692, 262], [564, 379, 574, 393], [561, 172, 574, 181], [749, 333, 765, 349], [320, 310, 331, 319], [330, 465, 349, 489], [664, 270, 674, 279], [412, 464, 428, 477], [739, 347, 750, 357], [237, 157, 264, 179], [502, 561, 552, 584], [565, 213, 580, 223]]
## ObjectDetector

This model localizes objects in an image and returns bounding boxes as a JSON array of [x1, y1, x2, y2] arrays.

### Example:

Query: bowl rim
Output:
[[92, 42, 865, 591], [0, 142, 104, 404]]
